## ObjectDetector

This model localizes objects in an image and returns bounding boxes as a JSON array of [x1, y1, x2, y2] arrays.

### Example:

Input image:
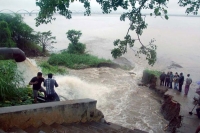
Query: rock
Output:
[[137, 82, 144, 86], [97, 62, 120, 69], [112, 57, 135, 70], [91, 109, 104, 122], [128, 72, 136, 75], [167, 62, 183, 69]]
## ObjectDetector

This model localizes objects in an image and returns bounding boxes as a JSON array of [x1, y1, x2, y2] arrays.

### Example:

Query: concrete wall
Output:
[[0, 99, 103, 131]]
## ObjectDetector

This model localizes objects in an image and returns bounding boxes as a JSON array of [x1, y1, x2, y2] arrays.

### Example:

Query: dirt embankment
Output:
[[140, 71, 182, 133]]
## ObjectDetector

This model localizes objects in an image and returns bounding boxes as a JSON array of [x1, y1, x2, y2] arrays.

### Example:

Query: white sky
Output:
[[0, 0, 195, 15]]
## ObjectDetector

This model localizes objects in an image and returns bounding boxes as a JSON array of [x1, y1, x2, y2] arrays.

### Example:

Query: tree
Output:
[[0, 14, 35, 47], [0, 14, 41, 56], [35, 31, 56, 53], [35, 0, 199, 65], [66, 30, 82, 45], [0, 21, 15, 47], [66, 30, 86, 54]]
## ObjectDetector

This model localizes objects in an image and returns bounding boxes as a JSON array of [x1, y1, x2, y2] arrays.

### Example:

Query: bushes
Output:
[[67, 43, 86, 54], [144, 69, 162, 77], [66, 30, 86, 54], [39, 61, 67, 75], [46, 29, 110, 69], [0, 87, 33, 107], [0, 60, 33, 106], [0, 60, 24, 101], [142, 69, 162, 84], [48, 52, 110, 69]]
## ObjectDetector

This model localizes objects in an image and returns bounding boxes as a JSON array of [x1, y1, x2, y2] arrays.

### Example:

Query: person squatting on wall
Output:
[[29, 72, 46, 103]]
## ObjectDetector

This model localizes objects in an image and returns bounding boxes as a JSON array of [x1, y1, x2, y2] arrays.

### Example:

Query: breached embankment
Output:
[[22, 57, 167, 132], [140, 70, 182, 132]]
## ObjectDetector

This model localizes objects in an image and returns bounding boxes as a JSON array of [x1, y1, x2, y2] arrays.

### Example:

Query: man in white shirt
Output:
[[44, 73, 60, 102], [184, 74, 192, 95]]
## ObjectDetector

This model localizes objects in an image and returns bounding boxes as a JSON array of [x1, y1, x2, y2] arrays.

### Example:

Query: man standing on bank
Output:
[[184, 74, 192, 95], [29, 72, 46, 103], [44, 73, 60, 102], [160, 72, 166, 86], [178, 73, 184, 92]]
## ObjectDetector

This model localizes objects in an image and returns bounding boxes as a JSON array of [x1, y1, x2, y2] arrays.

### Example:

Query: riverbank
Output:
[[141, 75, 200, 132], [165, 88, 200, 132]]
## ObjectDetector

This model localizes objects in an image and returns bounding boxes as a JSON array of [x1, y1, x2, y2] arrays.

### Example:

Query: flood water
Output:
[[16, 14, 200, 132]]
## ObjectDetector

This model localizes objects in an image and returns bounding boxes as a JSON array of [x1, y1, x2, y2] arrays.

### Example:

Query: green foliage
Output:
[[0, 87, 33, 107], [48, 52, 110, 69], [66, 30, 86, 54], [0, 21, 15, 47], [0, 60, 24, 101], [66, 30, 82, 45], [35, 30, 57, 53], [0, 13, 43, 56], [144, 69, 162, 77], [142, 69, 162, 84], [67, 43, 86, 54], [178, 0, 200, 15], [39, 61, 67, 75], [0, 60, 33, 107]]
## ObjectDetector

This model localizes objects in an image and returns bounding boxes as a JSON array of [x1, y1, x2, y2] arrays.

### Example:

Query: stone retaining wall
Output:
[[0, 98, 103, 131]]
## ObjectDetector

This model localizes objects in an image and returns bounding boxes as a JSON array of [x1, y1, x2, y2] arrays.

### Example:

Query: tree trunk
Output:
[[42, 44, 45, 53]]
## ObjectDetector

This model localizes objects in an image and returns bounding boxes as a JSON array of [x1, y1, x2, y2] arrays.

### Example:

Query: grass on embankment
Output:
[[144, 69, 162, 77], [39, 61, 67, 75], [47, 51, 111, 69]]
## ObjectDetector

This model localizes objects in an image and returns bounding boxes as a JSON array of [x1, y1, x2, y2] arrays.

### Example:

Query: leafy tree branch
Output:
[[35, 0, 199, 65]]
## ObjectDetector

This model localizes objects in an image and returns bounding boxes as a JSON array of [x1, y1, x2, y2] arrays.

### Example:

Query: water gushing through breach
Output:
[[17, 58, 41, 85], [55, 75, 112, 106], [17, 59, 167, 133], [54, 67, 167, 133]]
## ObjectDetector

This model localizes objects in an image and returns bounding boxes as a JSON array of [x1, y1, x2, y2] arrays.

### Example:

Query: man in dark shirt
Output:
[[29, 72, 46, 103], [44, 73, 60, 102], [178, 73, 184, 92], [160, 72, 166, 86]]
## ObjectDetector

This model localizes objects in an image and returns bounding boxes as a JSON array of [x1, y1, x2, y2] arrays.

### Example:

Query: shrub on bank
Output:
[[142, 69, 162, 84], [144, 69, 162, 77], [0, 87, 33, 107], [0, 60, 33, 107], [39, 61, 67, 75], [48, 52, 110, 69], [66, 30, 86, 54], [67, 43, 86, 54]]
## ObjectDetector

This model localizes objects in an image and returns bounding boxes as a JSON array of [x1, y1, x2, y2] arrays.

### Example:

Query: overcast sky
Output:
[[0, 0, 195, 15]]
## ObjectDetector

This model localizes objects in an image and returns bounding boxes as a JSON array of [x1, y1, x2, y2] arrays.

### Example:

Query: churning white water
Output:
[[16, 58, 40, 84], [17, 59, 167, 132]]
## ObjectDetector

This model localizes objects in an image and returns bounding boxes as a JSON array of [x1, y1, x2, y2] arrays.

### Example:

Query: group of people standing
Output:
[[29, 72, 60, 103], [160, 72, 192, 95]]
